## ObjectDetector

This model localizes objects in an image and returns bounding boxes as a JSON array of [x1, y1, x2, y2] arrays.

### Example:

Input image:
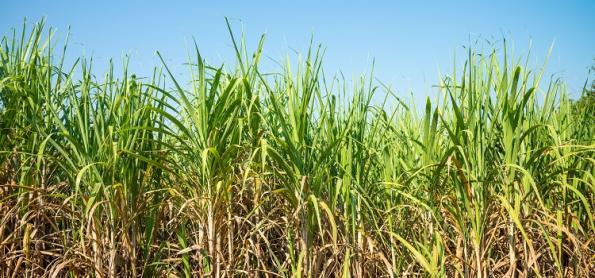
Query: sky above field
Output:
[[2, 1, 594, 101]]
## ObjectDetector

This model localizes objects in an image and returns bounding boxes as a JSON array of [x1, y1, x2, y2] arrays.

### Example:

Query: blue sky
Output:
[[2, 1, 594, 101]]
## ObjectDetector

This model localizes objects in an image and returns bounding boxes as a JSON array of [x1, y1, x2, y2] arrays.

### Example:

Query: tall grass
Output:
[[0, 20, 593, 277]]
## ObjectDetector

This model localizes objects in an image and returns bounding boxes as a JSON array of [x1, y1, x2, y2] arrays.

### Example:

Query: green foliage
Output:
[[0, 20, 593, 277]]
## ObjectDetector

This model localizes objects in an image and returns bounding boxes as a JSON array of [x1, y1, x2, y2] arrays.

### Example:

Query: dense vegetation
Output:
[[0, 20, 593, 277]]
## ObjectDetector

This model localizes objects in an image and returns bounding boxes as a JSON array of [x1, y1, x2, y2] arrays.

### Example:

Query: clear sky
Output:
[[2, 1, 594, 101]]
